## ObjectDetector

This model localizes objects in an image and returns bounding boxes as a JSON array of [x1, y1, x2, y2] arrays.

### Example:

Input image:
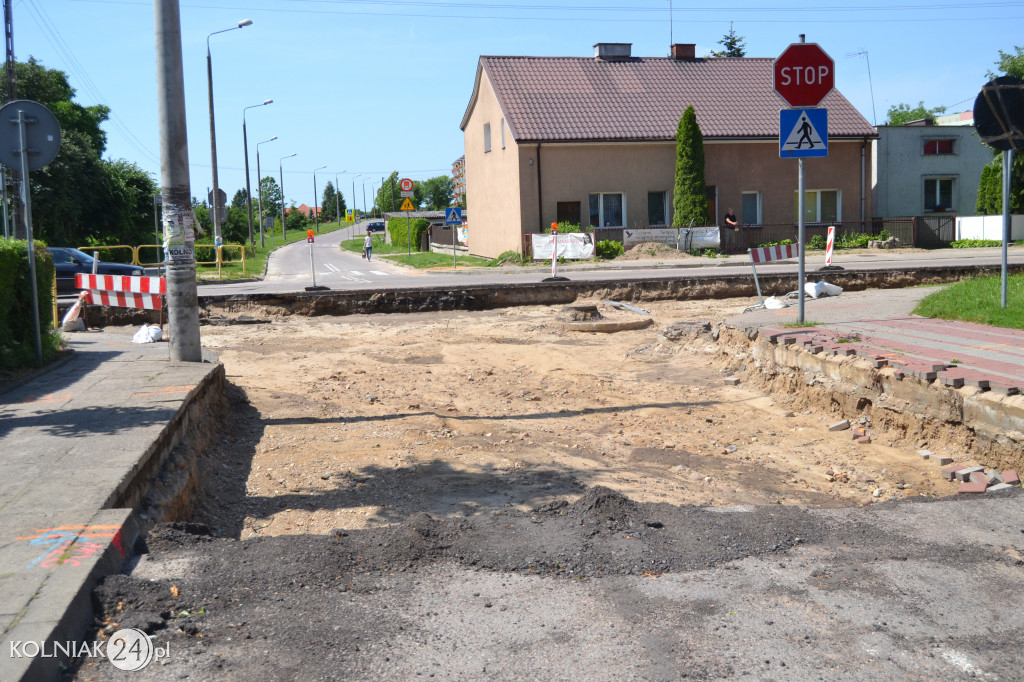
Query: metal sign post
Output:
[[444, 207, 462, 268]]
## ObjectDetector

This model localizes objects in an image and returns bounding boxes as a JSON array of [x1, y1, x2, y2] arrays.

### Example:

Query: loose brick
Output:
[[956, 466, 985, 482], [987, 483, 1015, 493], [941, 464, 962, 480], [828, 420, 851, 432], [916, 449, 933, 460], [851, 427, 866, 439], [984, 470, 1003, 485], [959, 482, 988, 494], [969, 471, 989, 485], [856, 435, 872, 445], [723, 377, 740, 386], [934, 455, 954, 466], [1003, 470, 1020, 485], [940, 375, 965, 388]]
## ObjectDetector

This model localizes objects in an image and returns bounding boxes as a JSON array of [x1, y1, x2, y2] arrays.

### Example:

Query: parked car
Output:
[[366, 221, 385, 233], [47, 247, 144, 293]]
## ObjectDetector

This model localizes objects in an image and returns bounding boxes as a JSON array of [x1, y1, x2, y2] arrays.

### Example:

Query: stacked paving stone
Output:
[[937, 461, 1021, 494], [762, 327, 1023, 396]]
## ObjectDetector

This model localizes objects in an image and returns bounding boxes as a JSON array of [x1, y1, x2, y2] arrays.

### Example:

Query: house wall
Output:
[[872, 125, 992, 218], [463, 72, 525, 258]]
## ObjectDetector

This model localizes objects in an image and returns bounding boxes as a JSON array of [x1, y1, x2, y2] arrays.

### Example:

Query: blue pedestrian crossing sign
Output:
[[445, 207, 463, 225], [780, 108, 828, 158]]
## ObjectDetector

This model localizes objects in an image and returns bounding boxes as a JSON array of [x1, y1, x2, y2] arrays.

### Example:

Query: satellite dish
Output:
[[0, 100, 62, 171]]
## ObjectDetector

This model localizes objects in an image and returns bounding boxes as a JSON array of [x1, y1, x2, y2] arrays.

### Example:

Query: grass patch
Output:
[[340, 238, 490, 268], [913, 273, 1024, 329], [195, 222, 353, 280], [781, 320, 823, 328]]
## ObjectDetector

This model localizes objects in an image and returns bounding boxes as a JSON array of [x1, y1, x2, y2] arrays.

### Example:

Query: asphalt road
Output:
[[196, 239, 1024, 297]]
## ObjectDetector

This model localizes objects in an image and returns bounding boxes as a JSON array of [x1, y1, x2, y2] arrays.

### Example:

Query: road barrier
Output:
[[78, 243, 245, 273], [748, 243, 801, 309], [75, 273, 166, 310]]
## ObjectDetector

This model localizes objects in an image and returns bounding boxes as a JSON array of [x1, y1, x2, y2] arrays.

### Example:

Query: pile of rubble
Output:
[[936, 459, 1020, 494]]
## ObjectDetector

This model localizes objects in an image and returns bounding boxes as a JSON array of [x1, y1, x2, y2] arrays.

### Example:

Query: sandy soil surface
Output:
[[188, 297, 953, 541]]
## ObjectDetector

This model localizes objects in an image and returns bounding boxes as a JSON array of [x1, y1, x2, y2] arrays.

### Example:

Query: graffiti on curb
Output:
[[16, 525, 124, 570]]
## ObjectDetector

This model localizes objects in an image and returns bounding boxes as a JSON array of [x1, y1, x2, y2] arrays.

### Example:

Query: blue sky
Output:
[[16, 0, 1023, 210]]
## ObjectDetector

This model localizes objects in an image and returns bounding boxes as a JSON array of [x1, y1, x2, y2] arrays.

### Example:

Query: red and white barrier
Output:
[[75, 273, 166, 310], [749, 243, 800, 264], [747, 243, 802, 309], [825, 225, 835, 266]]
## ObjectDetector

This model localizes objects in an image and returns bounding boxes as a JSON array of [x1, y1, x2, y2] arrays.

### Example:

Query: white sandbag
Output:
[[804, 281, 825, 299], [132, 324, 162, 344], [819, 281, 843, 297], [60, 296, 86, 332], [764, 296, 787, 310]]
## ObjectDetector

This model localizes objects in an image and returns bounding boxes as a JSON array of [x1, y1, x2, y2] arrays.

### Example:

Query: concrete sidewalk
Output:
[[0, 329, 221, 681]]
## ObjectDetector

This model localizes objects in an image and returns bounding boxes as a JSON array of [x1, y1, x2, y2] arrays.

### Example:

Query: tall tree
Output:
[[259, 176, 283, 219], [375, 172, 403, 213], [709, 22, 746, 58], [988, 45, 1024, 79], [230, 189, 248, 210], [885, 101, 946, 125], [421, 175, 455, 210], [672, 106, 709, 226], [320, 181, 337, 222]]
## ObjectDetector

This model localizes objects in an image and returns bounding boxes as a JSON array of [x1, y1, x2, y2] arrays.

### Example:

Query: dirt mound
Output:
[[566, 485, 640, 523], [617, 241, 686, 260]]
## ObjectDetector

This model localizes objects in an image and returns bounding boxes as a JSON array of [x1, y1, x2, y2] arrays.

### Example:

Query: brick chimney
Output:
[[671, 43, 696, 60], [594, 43, 632, 61]]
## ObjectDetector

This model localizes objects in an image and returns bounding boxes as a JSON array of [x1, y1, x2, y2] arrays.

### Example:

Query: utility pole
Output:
[[4, 0, 22, 238], [154, 0, 202, 361]]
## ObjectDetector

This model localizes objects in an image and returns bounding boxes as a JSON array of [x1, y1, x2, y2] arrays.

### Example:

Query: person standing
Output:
[[724, 208, 739, 231], [363, 230, 373, 261]]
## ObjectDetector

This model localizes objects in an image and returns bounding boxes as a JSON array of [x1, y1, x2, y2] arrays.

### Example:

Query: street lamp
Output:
[[312, 165, 326, 233], [335, 171, 346, 225], [206, 18, 252, 247], [352, 175, 361, 223], [242, 98, 272, 247], [255, 136, 277, 247], [279, 153, 297, 241]]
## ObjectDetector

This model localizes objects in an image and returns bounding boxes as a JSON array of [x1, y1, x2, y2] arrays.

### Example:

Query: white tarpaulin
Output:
[[531, 232, 595, 260], [622, 227, 721, 250]]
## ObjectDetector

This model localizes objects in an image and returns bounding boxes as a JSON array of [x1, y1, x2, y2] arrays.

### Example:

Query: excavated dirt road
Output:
[[71, 298, 1024, 681]]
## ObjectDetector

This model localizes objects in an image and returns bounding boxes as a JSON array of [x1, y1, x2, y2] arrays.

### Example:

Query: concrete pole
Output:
[[1002, 149, 1013, 309], [154, 0, 201, 362]]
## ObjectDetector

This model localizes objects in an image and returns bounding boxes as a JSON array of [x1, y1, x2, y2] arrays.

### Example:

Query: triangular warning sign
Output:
[[400, 197, 415, 211], [782, 113, 824, 151]]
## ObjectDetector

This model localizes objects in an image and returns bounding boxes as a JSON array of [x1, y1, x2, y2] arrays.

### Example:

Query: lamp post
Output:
[[255, 136, 276, 248], [206, 18, 252, 249], [279, 153, 296, 241], [335, 171, 345, 225], [312, 165, 326, 233], [242, 98, 272, 247], [362, 181, 367, 221], [352, 174, 361, 224]]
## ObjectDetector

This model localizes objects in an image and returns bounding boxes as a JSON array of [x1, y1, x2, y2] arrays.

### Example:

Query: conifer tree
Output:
[[672, 106, 709, 226]]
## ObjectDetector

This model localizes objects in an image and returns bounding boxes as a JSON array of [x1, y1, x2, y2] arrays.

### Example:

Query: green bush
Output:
[[0, 238, 59, 369], [488, 250, 526, 267], [595, 240, 624, 259], [952, 239, 1002, 248], [837, 232, 873, 249], [808, 234, 826, 250], [755, 239, 794, 247], [389, 217, 430, 250], [687, 248, 719, 258], [547, 221, 588, 234]]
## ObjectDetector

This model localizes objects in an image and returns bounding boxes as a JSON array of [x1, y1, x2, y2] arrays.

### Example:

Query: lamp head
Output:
[[238, 19, 253, 28]]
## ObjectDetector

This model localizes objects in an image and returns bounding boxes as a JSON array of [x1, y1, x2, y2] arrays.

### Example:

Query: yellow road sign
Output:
[[400, 197, 415, 211]]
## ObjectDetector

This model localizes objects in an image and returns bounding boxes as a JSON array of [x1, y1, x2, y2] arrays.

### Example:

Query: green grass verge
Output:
[[340, 237, 489, 268], [913, 273, 1024, 329], [195, 222, 353, 280]]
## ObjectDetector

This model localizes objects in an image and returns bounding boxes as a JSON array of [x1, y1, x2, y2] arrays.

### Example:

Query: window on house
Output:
[[924, 178, 954, 211], [924, 139, 955, 155], [588, 192, 624, 227], [483, 123, 491, 152], [647, 191, 667, 226], [794, 189, 840, 223], [500, 118, 506, 149], [741, 191, 761, 225]]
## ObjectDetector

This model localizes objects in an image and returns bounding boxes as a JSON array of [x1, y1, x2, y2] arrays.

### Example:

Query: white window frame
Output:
[[483, 122, 491, 153], [589, 192, 626, 228], [923, 176, 955, 212], [794, 189, 841, 223], [741, 191, 761, 225]]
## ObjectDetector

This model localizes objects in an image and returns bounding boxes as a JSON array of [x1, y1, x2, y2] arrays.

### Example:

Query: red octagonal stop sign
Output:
[[773, 43, 834, 108]]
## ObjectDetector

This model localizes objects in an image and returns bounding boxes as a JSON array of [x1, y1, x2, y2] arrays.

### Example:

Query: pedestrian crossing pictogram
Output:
[[779, 108, 828, 158]]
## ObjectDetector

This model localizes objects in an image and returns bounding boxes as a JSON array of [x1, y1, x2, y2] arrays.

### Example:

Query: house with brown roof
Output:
[[459, 42, 877, 258]]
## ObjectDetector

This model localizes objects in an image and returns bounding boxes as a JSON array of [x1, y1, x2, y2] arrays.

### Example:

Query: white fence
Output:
[[956, 215, 1024, 241]]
